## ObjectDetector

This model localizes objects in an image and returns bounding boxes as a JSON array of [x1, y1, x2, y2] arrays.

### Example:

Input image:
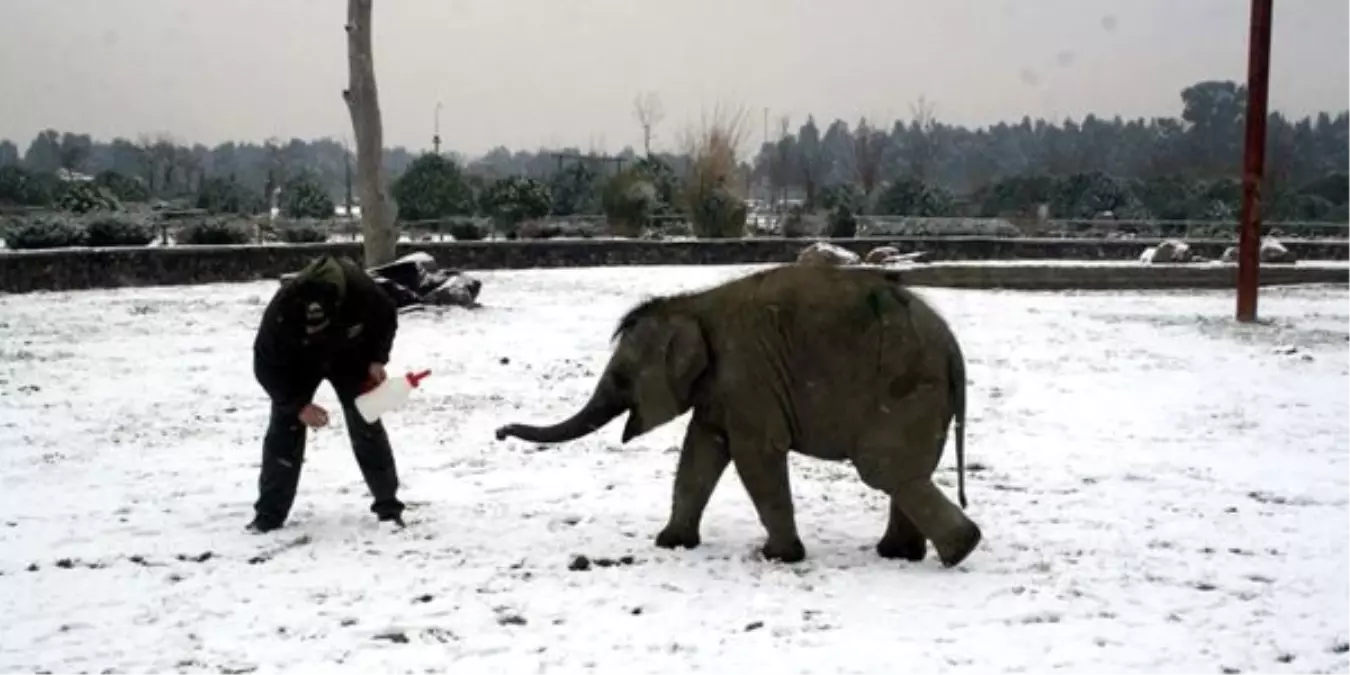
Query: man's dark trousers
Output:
[[253, 376, 405, 529]]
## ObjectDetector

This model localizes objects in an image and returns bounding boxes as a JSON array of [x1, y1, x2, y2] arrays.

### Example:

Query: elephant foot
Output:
[[655, 526, 701, 550], [933, 522, 982, 568], [887, 479, 982, 569], [760, 537, 806, 563], [876, 533, 927, 562]]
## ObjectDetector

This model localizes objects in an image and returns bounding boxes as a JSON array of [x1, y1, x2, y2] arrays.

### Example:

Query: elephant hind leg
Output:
[[859, 465, 979, 567], [851, 383, 981, 567], [876, 498, 927, 562], [890, 480, 981, 567]]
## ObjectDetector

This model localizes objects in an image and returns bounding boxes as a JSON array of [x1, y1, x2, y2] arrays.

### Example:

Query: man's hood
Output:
[[289, 256, 348, 332]]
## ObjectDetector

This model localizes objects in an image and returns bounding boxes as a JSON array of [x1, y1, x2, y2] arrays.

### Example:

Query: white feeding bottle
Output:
[[355, 369, 431, 423]]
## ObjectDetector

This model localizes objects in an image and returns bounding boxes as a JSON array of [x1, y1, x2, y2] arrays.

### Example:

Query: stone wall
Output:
[[897, 262, 1348, 290], [0, 236, 1345, 294]]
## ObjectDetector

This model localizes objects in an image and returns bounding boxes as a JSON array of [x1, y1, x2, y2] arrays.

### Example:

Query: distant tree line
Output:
[[0, 78, 1345, 242], [750, 80, 1348, 226]]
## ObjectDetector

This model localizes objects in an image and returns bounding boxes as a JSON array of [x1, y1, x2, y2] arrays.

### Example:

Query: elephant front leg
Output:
[[730, 439, 805, 563], [656, 420, 730, 550]]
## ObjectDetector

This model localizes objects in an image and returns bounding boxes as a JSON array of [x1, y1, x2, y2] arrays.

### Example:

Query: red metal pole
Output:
[[1236, 0, 1273, 322]]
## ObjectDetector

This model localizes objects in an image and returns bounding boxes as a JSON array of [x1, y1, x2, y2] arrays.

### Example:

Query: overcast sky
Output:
[[0, 0, 1345, 157]]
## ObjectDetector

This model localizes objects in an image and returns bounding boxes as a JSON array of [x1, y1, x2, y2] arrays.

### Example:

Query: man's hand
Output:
[[299, 403, 329, 429], [367, 362, 388, 388]]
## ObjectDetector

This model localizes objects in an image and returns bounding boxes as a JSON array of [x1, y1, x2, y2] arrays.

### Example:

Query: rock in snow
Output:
[[1140, 238, 1193, 264], [1220, 238, 1298, 265], [796, 242, 860, 266]]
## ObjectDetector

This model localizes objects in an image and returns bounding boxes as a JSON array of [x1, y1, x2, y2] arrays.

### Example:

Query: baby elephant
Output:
[[495, 263, 981, 568]]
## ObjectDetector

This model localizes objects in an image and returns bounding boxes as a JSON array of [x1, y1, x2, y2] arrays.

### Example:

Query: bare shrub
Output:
[[677, 103, 752, 239]]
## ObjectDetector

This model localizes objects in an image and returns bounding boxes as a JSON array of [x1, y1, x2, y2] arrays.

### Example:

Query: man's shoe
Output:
[[377, 513, 406, 529], [246, 517, 281, 534]]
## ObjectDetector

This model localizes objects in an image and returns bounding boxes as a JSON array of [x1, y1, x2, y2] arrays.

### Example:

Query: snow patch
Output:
[[0, 265, 1346, 673]]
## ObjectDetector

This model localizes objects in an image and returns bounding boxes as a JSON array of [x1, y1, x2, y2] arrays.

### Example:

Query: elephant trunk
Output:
[[495, 381, 627, 445]]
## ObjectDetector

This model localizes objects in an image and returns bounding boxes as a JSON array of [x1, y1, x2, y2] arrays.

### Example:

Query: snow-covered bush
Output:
[[280, 175, 336, 220], [4, 214, 87, 249], [57, 182, 122, 214], [83, 213, 155, 247], [93, 170, 151, 203], [828, 204, 858, 238], [602, 169, 660, 237], [687, 186, 747, 239], [480, 176, 552, 238], [444, 218, 486, 241], [391, 153, 476, 222], [780, 204, 808, 238], [178, 218, 252, 246], [272, 219, 329, 244]]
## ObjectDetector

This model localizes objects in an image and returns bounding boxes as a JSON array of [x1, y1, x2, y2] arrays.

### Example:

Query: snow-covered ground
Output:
[[1, 264, 1347, 674]]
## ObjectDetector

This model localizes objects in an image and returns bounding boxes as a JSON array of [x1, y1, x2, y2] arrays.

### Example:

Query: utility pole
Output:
[[433, 101, 443, 155], [1236, 0, 1272, 323]]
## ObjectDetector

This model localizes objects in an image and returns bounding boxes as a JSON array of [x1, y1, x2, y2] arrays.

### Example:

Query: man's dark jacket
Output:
[[253, 256, 398, 415]]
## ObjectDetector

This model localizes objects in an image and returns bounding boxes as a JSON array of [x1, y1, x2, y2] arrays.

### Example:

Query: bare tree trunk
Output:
[[343, 0, 398, 267]]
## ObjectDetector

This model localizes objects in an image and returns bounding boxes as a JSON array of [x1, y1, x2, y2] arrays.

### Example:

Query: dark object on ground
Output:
[[288, 251, 482, 309]]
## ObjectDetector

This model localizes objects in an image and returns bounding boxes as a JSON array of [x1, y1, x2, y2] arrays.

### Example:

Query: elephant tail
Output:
[[948, 333, 969, 509]]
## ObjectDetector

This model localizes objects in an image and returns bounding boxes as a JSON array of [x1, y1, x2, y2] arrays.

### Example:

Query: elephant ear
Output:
[[662, 314, 709, 405]]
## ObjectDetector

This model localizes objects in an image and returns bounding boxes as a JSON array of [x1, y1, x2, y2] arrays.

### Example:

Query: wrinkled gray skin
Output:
[[495, 264, 981, 567]]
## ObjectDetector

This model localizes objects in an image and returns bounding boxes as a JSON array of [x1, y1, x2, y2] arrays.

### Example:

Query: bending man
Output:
[[248, 254, 407, 532]]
